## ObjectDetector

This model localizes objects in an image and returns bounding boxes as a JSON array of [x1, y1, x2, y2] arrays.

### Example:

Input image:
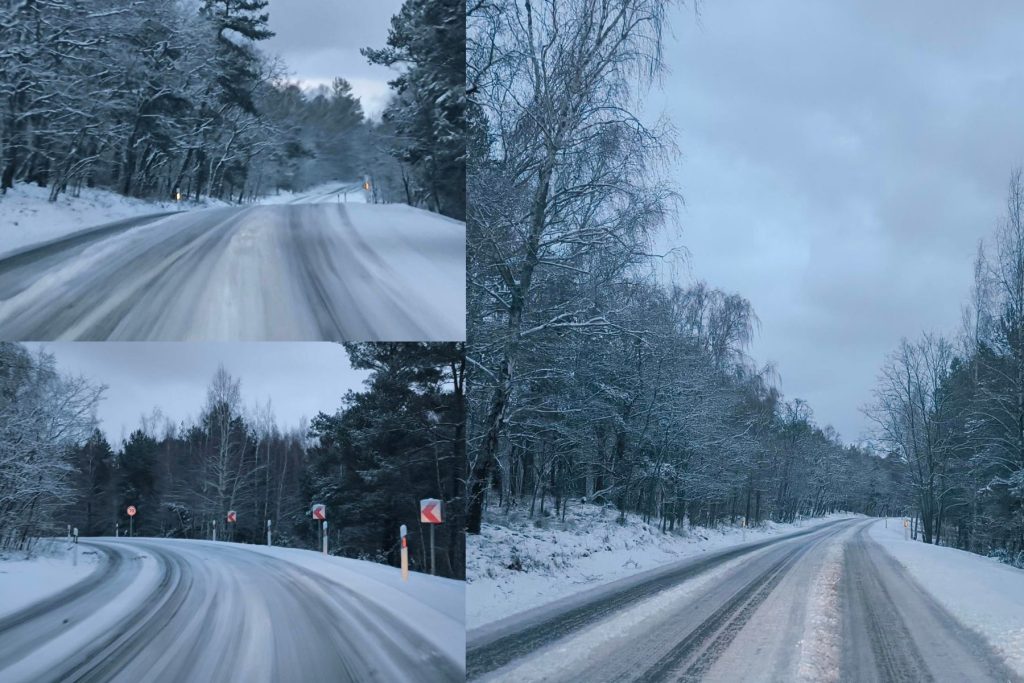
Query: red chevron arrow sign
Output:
[[420, 498, 443, 524], [226, 510, 237, 523]]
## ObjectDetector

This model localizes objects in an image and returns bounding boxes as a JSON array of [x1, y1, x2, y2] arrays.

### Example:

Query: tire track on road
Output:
[[467, 519, 854, 679]]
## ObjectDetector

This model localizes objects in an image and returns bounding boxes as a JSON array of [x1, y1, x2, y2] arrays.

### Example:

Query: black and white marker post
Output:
[[267, 519, 272, 546]]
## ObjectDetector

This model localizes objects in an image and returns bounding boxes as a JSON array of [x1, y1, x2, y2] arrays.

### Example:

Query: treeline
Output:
[[0, 0, 462, 214], [465, 0, 895, 535], [0, 342, 466, 579], [868, 170, 1024, 565], [363, 0, 466, 219]]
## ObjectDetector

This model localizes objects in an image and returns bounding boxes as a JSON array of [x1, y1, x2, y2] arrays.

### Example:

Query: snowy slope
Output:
[[0, 184, 229, 258], [871, 519, 1024, 675], [467, 503, 856, 628], [0, 542, 101, 620]]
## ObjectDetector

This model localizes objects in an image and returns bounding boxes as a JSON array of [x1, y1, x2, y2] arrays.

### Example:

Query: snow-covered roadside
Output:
[[0, 184, 217, 257], [467, 504, 857, 629], [0, 541, 101, 620], [246, 545, 464, 667], [870, 518, 1024, 675]]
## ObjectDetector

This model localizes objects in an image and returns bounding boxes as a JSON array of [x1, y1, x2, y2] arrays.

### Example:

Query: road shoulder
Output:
[[869, 518, 1024, 677]]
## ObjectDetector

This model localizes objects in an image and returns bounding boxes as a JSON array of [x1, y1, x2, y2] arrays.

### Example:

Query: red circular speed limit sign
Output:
[[127, 505, 137, 517]]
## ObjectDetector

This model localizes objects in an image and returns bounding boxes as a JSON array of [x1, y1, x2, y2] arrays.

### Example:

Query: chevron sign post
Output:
[[420, 498, 443, 576]]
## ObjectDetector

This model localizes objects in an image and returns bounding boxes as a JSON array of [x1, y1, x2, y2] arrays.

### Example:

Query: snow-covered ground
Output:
[[467, 503, 856, 628], [0, 184, 211, 258], [246, 544, 465, 667], [871, 518, 1024, 675], [0, 541, 101, 620], [0, 538, 463, 682]]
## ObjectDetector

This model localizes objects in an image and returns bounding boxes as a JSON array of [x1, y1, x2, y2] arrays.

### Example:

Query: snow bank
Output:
[[467, 503, 856, 628], [796, 527, 850, 682], [0, 183, 234, 258], [871, 518, 1024, 675], [246, 545, 465, 667], [0, 541, 100, 620]]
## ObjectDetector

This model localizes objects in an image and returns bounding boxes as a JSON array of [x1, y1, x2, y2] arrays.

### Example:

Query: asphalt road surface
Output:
[[0, 539, 462, 683], [468, 518, 1020, 682], [0, 190, 464, 340]]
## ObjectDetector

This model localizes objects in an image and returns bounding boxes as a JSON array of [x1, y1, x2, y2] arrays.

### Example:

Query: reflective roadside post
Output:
[[400, 524, 409, 582], [322, 520, 328, 556], [267, 519, 272, 547]]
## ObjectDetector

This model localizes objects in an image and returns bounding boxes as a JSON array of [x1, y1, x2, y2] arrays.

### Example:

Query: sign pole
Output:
[[430, 523, 436, 576], [130, 516, 133, 538], [400, 524, 409, 582]]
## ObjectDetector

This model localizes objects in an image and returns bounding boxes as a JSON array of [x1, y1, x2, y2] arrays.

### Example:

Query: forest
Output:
[[0, 0, 465, 218], [867, 170, 1024, 566], [465, 0, 901, 537], [0, 342, 466, 579]]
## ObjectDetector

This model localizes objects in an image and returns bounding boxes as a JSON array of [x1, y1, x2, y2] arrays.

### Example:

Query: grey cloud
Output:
[[655, 0, 1024, 441], [37, 343, 369, 444], [262, 0, 403, 115]]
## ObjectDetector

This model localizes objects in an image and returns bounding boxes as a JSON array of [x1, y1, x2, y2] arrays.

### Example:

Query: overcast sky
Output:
[[263, 0, 402, 117], [38, 343, 369, 444], [650, 1, 1024, 443]]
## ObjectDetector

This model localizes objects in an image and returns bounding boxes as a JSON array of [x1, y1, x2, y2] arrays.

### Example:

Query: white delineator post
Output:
[[400, 524, 409, 582], [67, 524, 71, 541], [904, 517, 909, 540], [322, 520, 328, 556], [213, 520, 217, 542], [267, 519, 272, 547], [116, 522, 119, 538]]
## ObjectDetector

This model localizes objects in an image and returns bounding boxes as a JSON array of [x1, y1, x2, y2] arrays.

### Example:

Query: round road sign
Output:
[[127, 505, 137, 517]]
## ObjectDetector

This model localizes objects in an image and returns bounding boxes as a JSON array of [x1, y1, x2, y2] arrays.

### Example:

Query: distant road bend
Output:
[[0, 186, 465, 340], [468, 518, 1021, 682], [0, 538, 463, 683]]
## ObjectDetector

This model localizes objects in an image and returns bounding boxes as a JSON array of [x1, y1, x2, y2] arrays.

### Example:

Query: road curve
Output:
[[470, 518, 1020, 682], [0, 538, 463, 683], [0, 201, 464, 341]]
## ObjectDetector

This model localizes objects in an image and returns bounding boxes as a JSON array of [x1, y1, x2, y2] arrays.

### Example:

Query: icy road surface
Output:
[[468, 518, 1021, 682], [0, 199, 465, 340], [0, 538, 464, 683]]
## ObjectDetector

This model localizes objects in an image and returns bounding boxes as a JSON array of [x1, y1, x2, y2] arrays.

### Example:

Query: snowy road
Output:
[[0, 195, 464, 340], [0, 538, 464, 683], [468, 518, 1020, 682]]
